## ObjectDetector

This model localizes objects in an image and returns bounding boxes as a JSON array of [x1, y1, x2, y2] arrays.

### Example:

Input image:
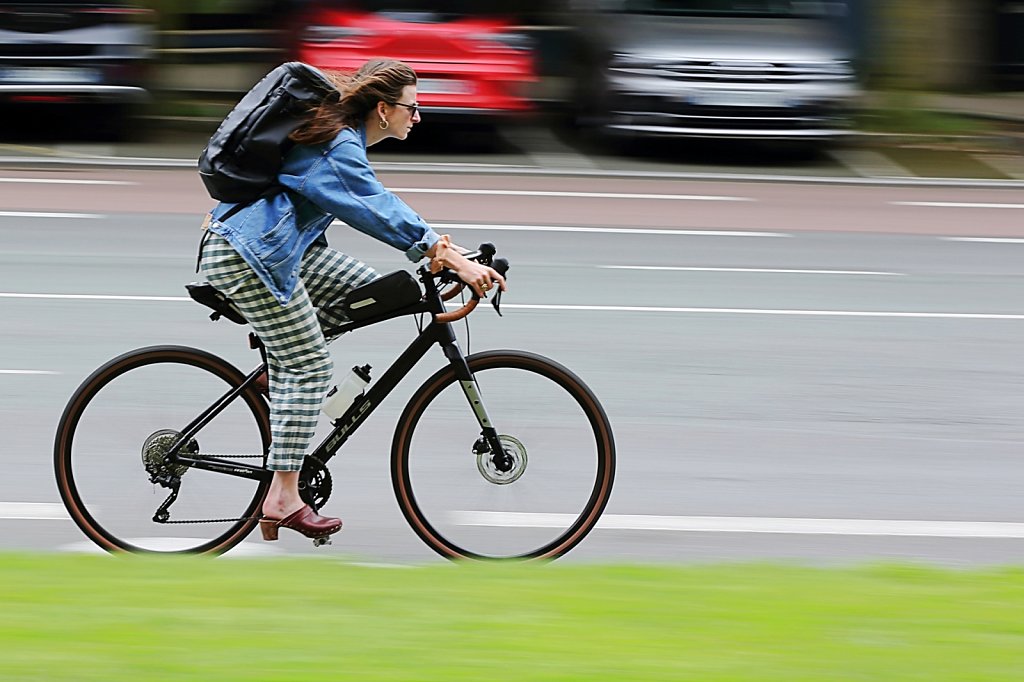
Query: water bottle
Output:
[[321, 364, 372, 420]]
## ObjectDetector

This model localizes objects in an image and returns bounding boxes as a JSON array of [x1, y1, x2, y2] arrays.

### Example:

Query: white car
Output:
[[570, 0, 860, 142]]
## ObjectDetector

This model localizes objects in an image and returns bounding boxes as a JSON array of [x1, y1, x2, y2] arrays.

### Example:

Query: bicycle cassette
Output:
[[142, 429, 196, 479]]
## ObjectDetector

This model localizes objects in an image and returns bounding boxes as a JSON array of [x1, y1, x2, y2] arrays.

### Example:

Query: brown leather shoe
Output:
[[259, 505, 342, 541]]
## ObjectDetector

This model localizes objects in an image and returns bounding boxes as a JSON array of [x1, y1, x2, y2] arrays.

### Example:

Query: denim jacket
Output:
[[208, 125, 440, 304]]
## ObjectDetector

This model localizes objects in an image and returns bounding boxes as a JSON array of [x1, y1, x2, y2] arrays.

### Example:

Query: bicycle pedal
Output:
[[312, 536, 332, 548]]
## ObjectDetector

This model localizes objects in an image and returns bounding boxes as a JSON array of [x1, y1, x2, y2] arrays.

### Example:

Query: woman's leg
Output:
[[299, 243, 379, 338], [199, 233, 334, 519]]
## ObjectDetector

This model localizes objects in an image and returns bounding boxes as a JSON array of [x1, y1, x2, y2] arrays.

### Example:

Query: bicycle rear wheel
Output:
[[392, 350, 615, 560], [54, 346, 271, 554]]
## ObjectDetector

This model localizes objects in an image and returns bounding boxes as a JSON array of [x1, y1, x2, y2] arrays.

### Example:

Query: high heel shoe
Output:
[[259, 504, 342, 541]]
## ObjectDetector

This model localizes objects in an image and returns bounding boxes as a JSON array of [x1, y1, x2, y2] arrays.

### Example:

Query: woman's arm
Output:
[[300, 139, 440, 261]]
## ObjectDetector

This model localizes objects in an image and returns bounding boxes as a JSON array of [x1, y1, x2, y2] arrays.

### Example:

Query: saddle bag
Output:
[[341, 271, 422, 321]]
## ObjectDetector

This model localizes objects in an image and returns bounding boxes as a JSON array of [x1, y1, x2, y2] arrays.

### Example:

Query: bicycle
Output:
[[54, 244, 616, 560]]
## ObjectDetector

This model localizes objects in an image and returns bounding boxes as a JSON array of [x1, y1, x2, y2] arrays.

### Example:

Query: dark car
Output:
[[0, 1, 155, 136]]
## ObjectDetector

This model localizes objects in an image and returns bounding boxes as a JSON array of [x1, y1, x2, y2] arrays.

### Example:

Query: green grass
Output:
[[3, 555, 1024, 680], [856, 108, 990, 136], [855, 92, 992, 137]]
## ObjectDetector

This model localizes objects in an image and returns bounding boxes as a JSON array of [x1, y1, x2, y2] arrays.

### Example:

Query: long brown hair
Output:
[[289, 59, 417, 146]]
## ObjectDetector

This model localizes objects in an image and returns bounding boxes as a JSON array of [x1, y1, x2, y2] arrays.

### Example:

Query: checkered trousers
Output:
[[199, 232, 378, 471]]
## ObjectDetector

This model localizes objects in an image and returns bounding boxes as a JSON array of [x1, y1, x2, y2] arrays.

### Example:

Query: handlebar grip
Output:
[[440, 282, 465, 301], [435, 297, 479, 323], [492, 257, 510, 277]]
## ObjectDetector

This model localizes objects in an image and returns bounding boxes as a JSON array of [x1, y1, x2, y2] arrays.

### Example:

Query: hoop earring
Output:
[[379, 118, 389, 130]]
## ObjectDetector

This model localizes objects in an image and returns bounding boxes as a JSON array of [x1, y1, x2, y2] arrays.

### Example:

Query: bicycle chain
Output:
[[154, 452, 265, 525], [194, 453, 265, 459], [159, 516, 258, 524], [158, 455, 329, 524]]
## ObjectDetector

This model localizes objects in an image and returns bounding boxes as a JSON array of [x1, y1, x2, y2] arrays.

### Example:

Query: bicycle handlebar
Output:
[[424, 242, 509, 324]]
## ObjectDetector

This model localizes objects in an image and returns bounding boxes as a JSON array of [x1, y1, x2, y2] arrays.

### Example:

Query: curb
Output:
[[2, 153, 1022, 189]]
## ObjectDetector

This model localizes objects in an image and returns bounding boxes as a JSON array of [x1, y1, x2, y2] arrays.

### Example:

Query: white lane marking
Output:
[[424, 222, 787, 238], [0, 292, 187, 301], [5, 293, 1024, 320], [452, 511, 1024, 538], [941, 237, 1024, 244], [0, 177, 134, 186], [0, 211, 103, 219], [0, 502, 69, 520], [391, 187, 753, 202], [601, 265, 905, 276], [385, 162, 534, 168], [489, 304, 1024, 320], [0, 369, 59, 375], [893, 201, 1024, 209]]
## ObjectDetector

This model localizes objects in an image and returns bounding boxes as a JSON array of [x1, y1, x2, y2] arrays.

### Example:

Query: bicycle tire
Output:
[[54, 345, 271, 555], [392, 350, 615, 560]]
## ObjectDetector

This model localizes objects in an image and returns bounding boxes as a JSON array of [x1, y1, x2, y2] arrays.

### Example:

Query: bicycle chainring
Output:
[[298, 455, 332, 511], [476, 435, 527, 485], [142, 429, 196, 480]]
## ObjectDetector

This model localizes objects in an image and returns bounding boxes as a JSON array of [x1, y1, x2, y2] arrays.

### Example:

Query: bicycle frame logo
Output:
[[325, 396, 373, 453]]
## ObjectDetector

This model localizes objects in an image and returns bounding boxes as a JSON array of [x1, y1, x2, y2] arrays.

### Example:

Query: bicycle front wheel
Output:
[[54, 346, 271, 554], [392, 350, 615, 560]]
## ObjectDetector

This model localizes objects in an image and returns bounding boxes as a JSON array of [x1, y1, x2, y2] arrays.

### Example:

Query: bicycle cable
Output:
[[462, 287, 471, 354]]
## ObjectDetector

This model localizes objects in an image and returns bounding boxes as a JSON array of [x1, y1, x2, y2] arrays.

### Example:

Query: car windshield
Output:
[[605, 1, 833, 17]]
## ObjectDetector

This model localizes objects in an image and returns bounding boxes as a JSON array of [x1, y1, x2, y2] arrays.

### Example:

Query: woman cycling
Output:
[[198, 59, 506, 543]]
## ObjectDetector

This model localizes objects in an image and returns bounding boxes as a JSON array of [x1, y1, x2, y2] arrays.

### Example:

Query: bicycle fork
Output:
[[441, 341, 510, 470]]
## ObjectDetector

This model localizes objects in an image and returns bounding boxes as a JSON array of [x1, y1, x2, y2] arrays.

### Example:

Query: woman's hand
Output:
[[427, 235, 507, 298]]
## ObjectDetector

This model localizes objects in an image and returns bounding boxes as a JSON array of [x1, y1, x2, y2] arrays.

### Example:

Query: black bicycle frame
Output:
[[165, 267, 503, 481]]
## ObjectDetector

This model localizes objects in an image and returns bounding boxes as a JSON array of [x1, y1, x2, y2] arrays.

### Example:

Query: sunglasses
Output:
[[389, 101, 420, 116]]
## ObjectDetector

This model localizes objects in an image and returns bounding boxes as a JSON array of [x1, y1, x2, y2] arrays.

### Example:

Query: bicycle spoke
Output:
[[394, 351, 614, 560], [56, 347, 270, 554]]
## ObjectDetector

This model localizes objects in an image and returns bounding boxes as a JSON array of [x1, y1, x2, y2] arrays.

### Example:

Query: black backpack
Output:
[[198, 62, 337, 206]]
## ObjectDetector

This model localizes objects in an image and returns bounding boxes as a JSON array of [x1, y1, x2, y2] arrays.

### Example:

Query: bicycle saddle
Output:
[[185, 282, 247, 325]]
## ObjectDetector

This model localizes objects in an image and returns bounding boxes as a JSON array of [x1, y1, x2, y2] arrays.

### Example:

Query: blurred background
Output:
[[3, 2, 1024, 567], [0, 0, 1021, 157]]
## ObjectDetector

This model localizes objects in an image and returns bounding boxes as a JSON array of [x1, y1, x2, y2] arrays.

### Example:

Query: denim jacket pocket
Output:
[[252, 208, 298, 270]]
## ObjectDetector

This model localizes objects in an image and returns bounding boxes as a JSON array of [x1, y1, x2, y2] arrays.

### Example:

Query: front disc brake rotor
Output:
[[476, 435, 527, 485], [142, 429, 196, 479]]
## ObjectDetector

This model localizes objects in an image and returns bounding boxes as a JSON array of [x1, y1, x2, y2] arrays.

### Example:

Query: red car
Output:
[[291, 2, 536, 122]]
